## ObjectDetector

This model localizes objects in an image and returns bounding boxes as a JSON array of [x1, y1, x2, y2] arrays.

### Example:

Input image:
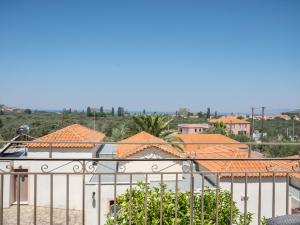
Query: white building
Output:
[[85, 132, 291, 225], [1, 128, 298, 225], [1, 124, 105, 210]]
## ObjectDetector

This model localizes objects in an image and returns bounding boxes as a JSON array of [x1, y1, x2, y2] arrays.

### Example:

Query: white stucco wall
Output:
[[118, 148, 183, 181], [0, 161, 12, 208], [85, 148, 184, 225], [220, 177, 287, 225], [11, 148, 96, 210], [85, 183, 133, 225]]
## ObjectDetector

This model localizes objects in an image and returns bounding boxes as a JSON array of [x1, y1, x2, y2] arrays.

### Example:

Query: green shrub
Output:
[[106, 182, 252, 225]]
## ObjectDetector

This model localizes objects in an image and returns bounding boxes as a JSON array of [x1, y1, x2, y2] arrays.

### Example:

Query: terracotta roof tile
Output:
[[116, 131, 182, 158], [190, 146, 285, 177], [27, 124, 105, 149], [209, 116, 250, 124], [177, 134, 282, 177], [177, 133, 248, 152]]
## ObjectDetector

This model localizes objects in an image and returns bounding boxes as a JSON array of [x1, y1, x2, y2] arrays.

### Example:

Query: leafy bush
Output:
[[106, 182, 252, 225]]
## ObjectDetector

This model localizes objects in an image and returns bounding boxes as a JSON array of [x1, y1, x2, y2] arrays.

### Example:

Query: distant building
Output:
[[253, 114, 291, 121], [178, 123, 210, 134], [178, 107, 189, 117], [209, 116, 251, 136], [252, 130, 267, 142]]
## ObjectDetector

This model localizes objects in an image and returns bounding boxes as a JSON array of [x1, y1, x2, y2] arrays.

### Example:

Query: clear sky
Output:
[[0, 0, 299, 113]]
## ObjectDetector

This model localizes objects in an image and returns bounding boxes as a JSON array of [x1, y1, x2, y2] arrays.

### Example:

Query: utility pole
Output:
[[93, 111, 96, 130], [261, 106, 265, 142], [251, 107, 254, 137], [292, 116, 295, 141]]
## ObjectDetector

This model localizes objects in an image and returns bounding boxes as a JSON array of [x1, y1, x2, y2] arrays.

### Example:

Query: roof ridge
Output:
[[120, 131, 166, 143], [66, 125, 86, 142]]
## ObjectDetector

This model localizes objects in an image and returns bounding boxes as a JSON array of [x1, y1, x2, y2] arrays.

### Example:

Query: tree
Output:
[[99, 106, 106, 117], [143, 109, 146, 114], [24, 109, 32, 114], [197, 111, 203, 118], [111, 124, 130, 141], [111, 107, 115, 116], [207, 122, 228, 135], [105, 182, 252, 225], [230, 134, 251, 142], [117, 107, 124, 117], [130, 114, 183, 151], [214, 111, 217, 118], [0, 110, 4, 115], [0, 119, 3, 128], [206, 107, 211, 119], [86, 107, 92, 117]]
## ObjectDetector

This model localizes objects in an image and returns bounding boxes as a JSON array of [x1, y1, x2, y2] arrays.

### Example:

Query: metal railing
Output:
[[0, 141, 299, 225]]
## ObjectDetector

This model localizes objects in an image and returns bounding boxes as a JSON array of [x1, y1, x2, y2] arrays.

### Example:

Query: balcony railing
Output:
[[0, 141, 300, 225]]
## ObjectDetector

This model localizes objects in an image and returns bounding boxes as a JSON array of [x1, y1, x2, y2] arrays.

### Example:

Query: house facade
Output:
[[209, 116, 251, 135], [1, 127, 298, 225], [3, 124, 105, 210], [178, 123, 210, 134], [86, 132, 289, 225]]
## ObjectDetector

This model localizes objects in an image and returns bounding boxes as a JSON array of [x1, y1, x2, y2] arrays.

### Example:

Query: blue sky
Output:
[[0, 0, 299, 113]]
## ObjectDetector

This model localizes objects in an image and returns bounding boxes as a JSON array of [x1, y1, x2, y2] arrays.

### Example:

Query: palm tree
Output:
[[130, 114, 183, 151], [207, 122, 229, 135], [111, 124, 130, 141]]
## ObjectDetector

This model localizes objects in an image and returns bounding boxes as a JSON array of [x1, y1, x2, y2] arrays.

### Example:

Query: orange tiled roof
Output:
[[187, 144, 248, 158], [198, 159, 284, 177], [277, 155, 300, 179], [193, 147, 285, 177], [27, 124, 105, 149], [116, 131, 182, 158], [177, 133, 248, 152], [209, 116, 250, 124], [176, 134, 282, 177]]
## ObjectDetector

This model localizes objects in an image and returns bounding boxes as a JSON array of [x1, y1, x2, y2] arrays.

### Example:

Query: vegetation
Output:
[[117, 107, 125, 117], [118, 114, 183, 151], [251, 118, 300, 142], [130, 115, 174, 138], [206, 122, 228, 135], [0, 109, 299, 156], [206, 107, 211, 119], [111, 107, 115, 116], [105, 182, 252, 225], [24, 109, 32, 114]]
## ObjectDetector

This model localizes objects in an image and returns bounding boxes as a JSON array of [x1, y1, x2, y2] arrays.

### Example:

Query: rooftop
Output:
[[209, 116, 250, 124], [27, 124, 105, 149], [116, 131, 182, 158], [177, 133, 248, 152], [178, 123, 210, 128]]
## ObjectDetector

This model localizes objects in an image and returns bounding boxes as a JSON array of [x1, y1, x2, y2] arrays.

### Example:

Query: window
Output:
[[109, 200, 119, 216]]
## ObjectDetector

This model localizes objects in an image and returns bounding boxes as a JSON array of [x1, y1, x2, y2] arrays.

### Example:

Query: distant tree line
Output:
[[86, 106, 126, 117]]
